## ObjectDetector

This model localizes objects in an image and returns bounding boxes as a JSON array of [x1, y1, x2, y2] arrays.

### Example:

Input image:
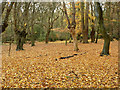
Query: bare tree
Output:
[[63, 2, 79, 51], [1, 2, 14, 34], [96, 2, 110, 56]]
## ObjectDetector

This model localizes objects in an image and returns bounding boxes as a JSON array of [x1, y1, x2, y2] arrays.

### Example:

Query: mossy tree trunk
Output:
[[14, 2, 29, 51], [96, 2, 110, 56]]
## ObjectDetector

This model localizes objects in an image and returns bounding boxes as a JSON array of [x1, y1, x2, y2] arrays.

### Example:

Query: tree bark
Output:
[[14, 3, 28, 51], [108, 2, 113, 41], [84, 2, 89, 43], [90, 2, 95, 43], [80, 2, 85, 43], [1, 2, 14, 34], [70, 29, 79, 51], [95, 27, 99, 43], [96, 2, 110, 56], [45, 3, 59, 44], [45, 28, 51, 44], [63, 2, 79, 51], [31, 3, 35, 46]]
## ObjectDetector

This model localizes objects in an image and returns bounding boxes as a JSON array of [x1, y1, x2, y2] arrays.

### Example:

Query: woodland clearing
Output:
[[2, 39, 118, 88]]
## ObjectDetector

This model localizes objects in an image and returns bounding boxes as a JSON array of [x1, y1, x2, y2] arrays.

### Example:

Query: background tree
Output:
[[84, 2, 89, 43], [80, 2, 85, 43], [14, 2, 30, 51], [63, 2, 79, 51], [90, 2, 95, 43], [29, 3, 36, 46], [1, 2, 14, 34]]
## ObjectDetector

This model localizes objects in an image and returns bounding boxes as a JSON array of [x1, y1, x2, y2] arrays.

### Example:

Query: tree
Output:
[[63, 2, 79, 51], [84, 2, 89, 43], [36, 2, 60, 44], [14, 2, 30, 51], [95, 2, 110, 56], [30, 3, 36, 46], [80, 2, 85, 43], [1, 2, 14, 34], [90, 2, 95, 43]]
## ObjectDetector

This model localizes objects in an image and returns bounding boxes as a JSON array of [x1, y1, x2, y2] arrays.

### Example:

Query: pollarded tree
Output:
[[95, 2, 110, 56], [63, 2, 79, 51]]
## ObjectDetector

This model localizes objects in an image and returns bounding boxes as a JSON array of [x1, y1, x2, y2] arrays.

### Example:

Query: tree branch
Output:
[[1, 2, 14, 34], [63, 2, 70, 28]]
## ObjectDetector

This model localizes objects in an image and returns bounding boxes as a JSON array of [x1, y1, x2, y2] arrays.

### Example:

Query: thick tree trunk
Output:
[[96, 2, 110, 56], [91, 29, 95, 43], [45, 29, 50, 44], [14, 3, 28, 51], [16, 35, 21, 51], [100, 35, 110, 56], [16, 31, 27, 51]]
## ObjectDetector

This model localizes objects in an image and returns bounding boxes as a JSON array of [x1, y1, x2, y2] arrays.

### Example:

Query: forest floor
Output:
[[1, 39, 118, 88]]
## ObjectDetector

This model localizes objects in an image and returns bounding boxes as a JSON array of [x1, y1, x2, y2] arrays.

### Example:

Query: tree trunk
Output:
[[1, 2, 14, 34], [91, 29, 95, 43], [63, 2, 79, 51], [109, 3, 113, 41], [16, 31, 27, 51], [117, 2, 120, 39], [100, 34, 110, 56], [14, 3, 28, 51], [45, 28, 50, 44], [80, 2, 85, 43], [95, 27, 99, 43], [31, 3, 35, 46], [83, 2, 89, 43], [96, 2, 110, 56], [69, 34, 72, 43], [31, 25, 35, 46], [90, 2, 95, 43], [70, 29, 79, 51]]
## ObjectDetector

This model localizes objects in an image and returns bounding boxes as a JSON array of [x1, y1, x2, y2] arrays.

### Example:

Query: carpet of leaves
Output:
[[2, 39, 118, 88]]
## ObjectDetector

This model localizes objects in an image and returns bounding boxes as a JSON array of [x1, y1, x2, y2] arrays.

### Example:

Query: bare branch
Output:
[[63, 2, 70, 28]]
